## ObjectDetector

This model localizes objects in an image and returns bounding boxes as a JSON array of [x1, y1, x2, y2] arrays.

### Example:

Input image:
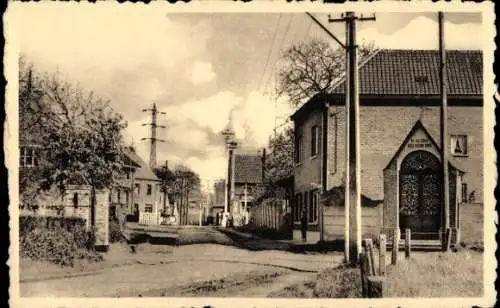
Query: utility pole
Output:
[[439, 11, 450, 252], [221, 123, 236, 227], [142, 103, 166, 170], [328, 12, 376, 264]]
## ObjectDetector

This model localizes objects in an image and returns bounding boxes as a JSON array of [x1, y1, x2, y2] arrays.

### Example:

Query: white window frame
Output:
[[308, 189, 319, 224], [20, 146, 37, 168], [293, 194, 302, 223], [145, 204, 153, 213], [450, 134, 468, 157]]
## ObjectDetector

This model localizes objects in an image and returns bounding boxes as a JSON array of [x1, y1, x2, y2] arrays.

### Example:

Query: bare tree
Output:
[[276, 38, 376, 108]]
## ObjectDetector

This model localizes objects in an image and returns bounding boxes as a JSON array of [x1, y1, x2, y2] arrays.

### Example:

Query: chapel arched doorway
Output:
[[399, 150, 442, 238]]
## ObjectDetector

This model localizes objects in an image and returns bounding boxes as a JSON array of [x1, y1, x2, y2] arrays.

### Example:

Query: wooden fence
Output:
[[249, 199, 291, 233], [139, 211, 161, 226]]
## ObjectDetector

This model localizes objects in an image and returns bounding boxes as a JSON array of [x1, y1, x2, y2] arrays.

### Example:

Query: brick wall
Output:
[[294, 104, 483, 203], [323, 204, 383, 240], [383, 162, 398, 231]]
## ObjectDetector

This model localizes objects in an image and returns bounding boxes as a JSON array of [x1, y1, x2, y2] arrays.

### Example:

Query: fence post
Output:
[[405, 228, 411, 259], [391, 228, 399, 265], [359, 252, 369, 298], [362, 239, 375, 276], [367, 276, 385, 298], [379, 233, 386, 276]]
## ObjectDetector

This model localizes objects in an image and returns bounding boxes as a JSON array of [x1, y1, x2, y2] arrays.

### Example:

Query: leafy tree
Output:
[[19, 56, 128, 229], [276, 38, 376, 108], [264, 126, 294, 185], [155, 163, 200, 224], [173, 165, 201, 225]]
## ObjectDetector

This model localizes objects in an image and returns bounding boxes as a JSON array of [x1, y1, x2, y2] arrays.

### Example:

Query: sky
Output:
[[14, 7, 484, 190]]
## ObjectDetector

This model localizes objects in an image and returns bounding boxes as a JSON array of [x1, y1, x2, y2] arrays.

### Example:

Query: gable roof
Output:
[[383, 120, 440, 170], [330, 49, 482, 96], [291, 49, 483, 122], [123, 148, 160, 182], [234, 154, 263, 184], [383, 120, 464, 173]]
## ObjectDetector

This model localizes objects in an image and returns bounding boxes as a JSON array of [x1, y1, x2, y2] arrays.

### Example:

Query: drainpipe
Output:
[[320, 101, 329, 243]]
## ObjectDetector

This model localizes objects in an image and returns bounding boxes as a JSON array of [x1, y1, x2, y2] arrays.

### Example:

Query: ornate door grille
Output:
[[399, 150, 442, 237]]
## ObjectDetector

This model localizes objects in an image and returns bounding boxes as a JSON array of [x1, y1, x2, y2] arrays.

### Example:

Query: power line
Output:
[[262, 14, 295, 96], [258, 13, 282, 92]]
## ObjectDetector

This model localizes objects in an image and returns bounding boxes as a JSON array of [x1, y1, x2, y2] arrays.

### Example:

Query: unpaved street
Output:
[[21, 243, 342, 297]]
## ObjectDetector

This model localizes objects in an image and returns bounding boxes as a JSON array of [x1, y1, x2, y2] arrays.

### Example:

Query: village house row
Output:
[[19, 48, 483, 246]]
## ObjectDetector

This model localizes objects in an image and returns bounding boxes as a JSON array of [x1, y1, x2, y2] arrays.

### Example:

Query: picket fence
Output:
[[139, 211, 161, 225], [250, 199, 291, 233]]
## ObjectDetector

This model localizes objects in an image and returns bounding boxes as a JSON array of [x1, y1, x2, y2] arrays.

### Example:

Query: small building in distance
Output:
[[230, 150, 264, 216]]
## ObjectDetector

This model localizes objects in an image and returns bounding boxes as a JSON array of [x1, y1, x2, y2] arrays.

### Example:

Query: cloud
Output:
[[360, 15, 483, 50], [168, 91, 242, 134], [185, 61, 216, 85], [232, 91, 292, 147], [15, 9, 483, 185], [16, 6, 214, 122]]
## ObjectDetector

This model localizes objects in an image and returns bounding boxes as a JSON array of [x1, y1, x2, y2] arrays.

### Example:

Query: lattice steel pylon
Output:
[[141, 103, 166, 170]]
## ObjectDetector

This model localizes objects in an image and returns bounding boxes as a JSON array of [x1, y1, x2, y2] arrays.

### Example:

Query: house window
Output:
[[125, 191, 129, 205], [134, 184, 140, 195], [451, 135, 468, 156], [294, 194, 302, 222], [295, 129, 302, 164], [117, 190, 121, 203], [311, 125, 319, 157], [20, 146, 37, 168], [304, 191, 308, 221], [461, 183, 468, 203], [308, 190, 319, 223], [147, 184, 152, 195], [145, 204, 153, 213], [72, 193, 78, 208]]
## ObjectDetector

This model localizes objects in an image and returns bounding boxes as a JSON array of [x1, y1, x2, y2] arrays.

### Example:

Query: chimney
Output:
[[164, 160, 168, 170]]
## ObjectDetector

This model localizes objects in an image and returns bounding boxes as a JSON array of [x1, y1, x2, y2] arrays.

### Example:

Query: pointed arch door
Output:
[[399, 150, 442, 238]]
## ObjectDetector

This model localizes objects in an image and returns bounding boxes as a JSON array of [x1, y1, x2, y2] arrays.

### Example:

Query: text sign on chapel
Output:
[[407, 137, 432, 149]]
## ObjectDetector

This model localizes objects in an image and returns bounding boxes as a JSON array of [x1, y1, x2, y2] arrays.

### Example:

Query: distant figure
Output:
[[301, 207, 307, 242]]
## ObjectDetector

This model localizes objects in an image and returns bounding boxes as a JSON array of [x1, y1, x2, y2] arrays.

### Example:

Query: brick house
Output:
[[230, 152, 264, 215], [123, 149, 163, 225], [19, 141, 163, 226], [290, 49, 483, 244]]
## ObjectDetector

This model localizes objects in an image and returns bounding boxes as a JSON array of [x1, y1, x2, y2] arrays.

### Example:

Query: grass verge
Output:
[[268, 264, 362, 298], [384, 250, 483, 297]]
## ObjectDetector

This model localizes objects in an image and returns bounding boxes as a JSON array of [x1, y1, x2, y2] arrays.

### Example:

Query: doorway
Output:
[[399, 150, 442, 239]]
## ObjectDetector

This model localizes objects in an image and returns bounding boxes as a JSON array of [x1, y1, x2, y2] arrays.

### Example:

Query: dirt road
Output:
[[21, 243, 342, 297]]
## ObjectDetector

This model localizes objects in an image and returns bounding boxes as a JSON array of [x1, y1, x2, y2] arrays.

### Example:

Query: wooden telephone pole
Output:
[[328, 12, 375, 263], [142, 103, 166, 170], [439, 12, 450, 252]]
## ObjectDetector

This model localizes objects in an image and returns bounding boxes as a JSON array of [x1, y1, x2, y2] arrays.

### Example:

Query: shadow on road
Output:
[[217, 228, 346, 254]]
